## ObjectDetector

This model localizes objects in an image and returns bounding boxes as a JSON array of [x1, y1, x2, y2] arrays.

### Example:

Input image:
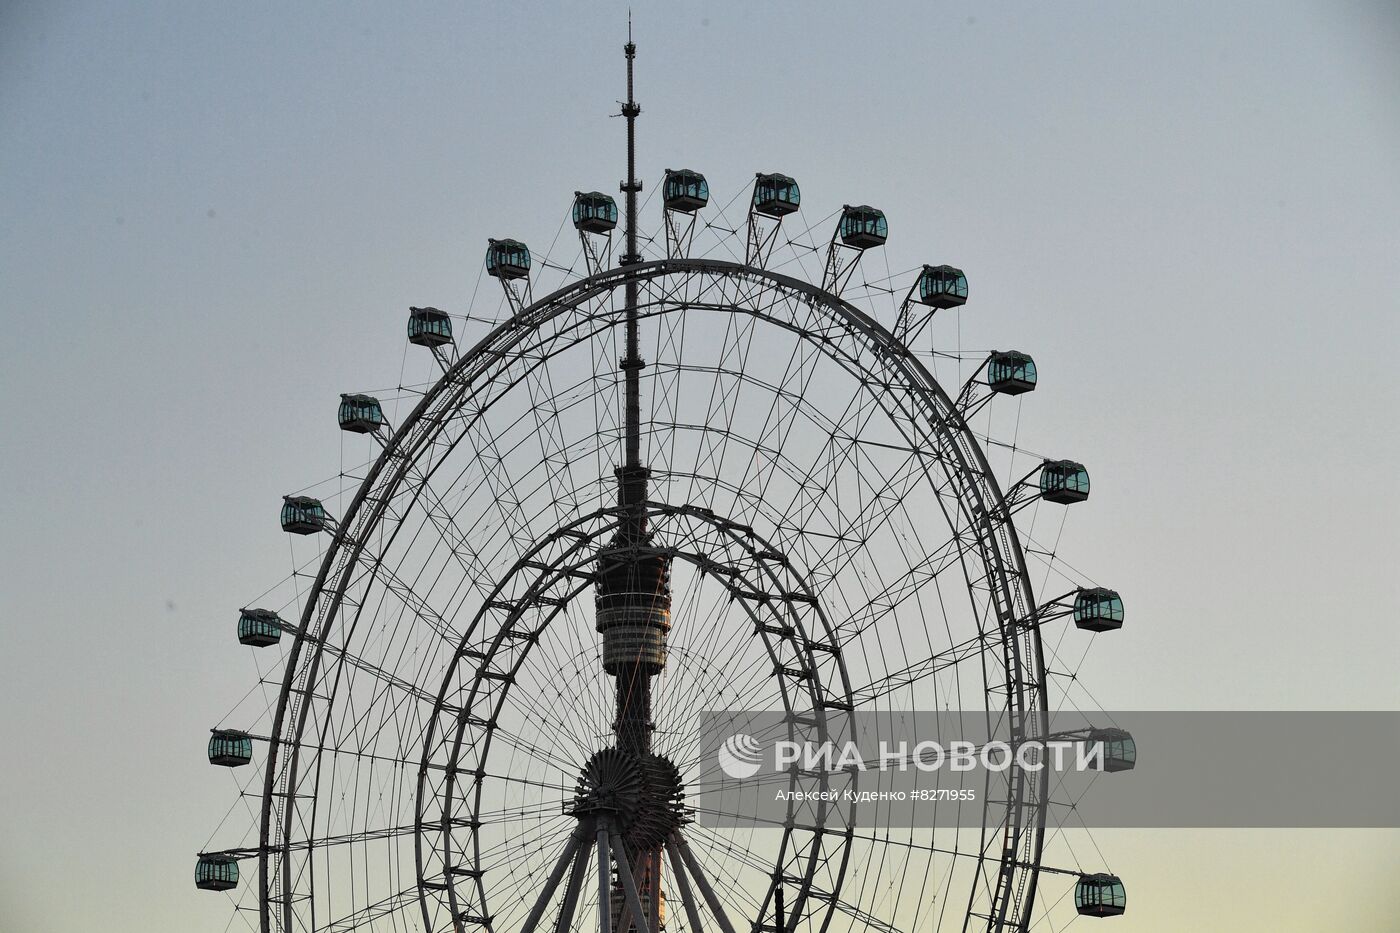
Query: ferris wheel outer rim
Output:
[[254, 256, 1051, 933]]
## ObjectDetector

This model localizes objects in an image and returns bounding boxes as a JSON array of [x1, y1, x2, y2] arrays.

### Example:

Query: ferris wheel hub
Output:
[[571, 748, 688, 851]]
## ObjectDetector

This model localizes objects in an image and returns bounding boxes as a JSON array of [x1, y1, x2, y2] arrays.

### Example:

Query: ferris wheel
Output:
[[196, 36, 1133, 933]]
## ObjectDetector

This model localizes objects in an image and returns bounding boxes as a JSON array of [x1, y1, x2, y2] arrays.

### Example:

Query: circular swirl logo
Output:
[[717, 733, 764, 779]]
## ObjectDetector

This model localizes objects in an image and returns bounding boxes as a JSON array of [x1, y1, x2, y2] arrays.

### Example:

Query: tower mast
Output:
[[620, 23, 644, 504], [593, 26, 672, 933]]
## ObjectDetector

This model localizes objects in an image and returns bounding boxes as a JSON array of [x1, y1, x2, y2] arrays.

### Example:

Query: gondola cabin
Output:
[[753, 173, 800, 217], [338, 394, 385, 434], [281, 496, 329, 534], [407, 306, 452, 348], [195, 855, 239, 892], [918, 265, 968, 308], [838, 205, 888, 249], [1039, 460, 1090, 504], [987, 351, 1037, 395], [1086, 728, 1136, 773], [1075, 873, 1126, 917], [663, 169, 709, 212], [1074, 587, 1124, 632], [486, 238, 531, 280], [572, 191, 618, 234], [237, 608, 283, 647], [208, 730, 253, 767]]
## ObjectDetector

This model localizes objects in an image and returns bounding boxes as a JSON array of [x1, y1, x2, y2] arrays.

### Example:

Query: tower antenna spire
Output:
[[618, 24, 644, 508]]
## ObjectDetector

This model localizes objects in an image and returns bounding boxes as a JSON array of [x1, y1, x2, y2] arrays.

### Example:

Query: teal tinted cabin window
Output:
[[572, 191, 618, 234], [1039, 460, 1090, 504], [237, 608, 283, 647], [987, 351, 1036, 395], [208, 730, 253, 767], [407, 306, 452, 348], [1073, 587, 1124, 632], [918, 265, 968, 308], [838, 205, 888, 249], [753, 173, 800, 217], [338, 394, 385, 434], [1075, 873, 1126, 917], [663, 169, 709, 212], [195, 856, 239, 891], [1086, 728, 1136, 772], [486, 239, 531, 280], [281, 496, 328, 534]]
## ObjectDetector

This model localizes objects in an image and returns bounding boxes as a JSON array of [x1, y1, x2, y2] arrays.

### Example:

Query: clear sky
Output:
[[2, 1, 1398, 930]]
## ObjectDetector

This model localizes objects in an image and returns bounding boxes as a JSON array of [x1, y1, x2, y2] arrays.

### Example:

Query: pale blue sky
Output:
[[2, 1, 1398, 930]]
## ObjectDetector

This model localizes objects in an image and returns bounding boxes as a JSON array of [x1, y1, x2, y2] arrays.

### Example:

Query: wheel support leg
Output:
[[520, 825, 589, 933], [556, 825, 592, 933], [665, 836, 704, 933], [669, 833, 739, 933], [596, 820, 613, 933], [609, 826, 653, 933]]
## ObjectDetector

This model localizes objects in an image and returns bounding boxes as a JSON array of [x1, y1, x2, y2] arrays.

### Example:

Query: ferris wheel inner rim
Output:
[[414, 500, 856, 933]]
